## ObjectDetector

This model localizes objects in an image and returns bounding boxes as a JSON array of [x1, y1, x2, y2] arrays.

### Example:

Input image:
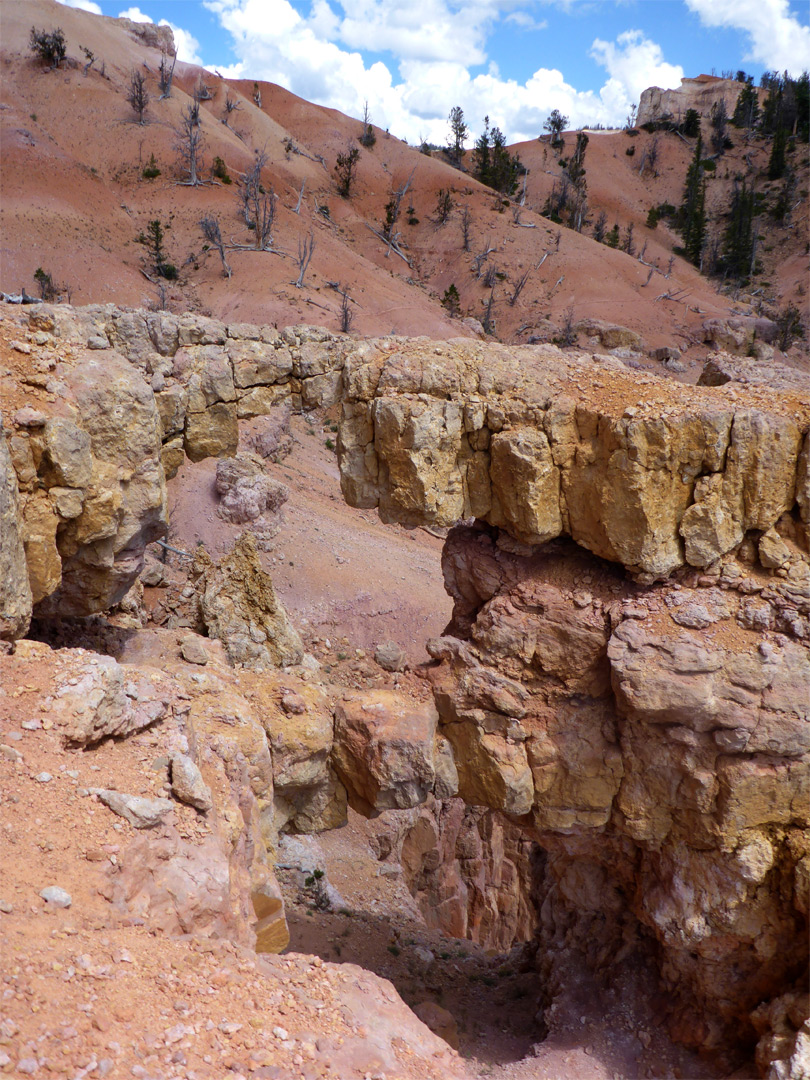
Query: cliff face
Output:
[[637, 75, 765, 126], [2, 302, 808, 1069], [429, 525, 809, 1053], [338, 337, 808, 578]]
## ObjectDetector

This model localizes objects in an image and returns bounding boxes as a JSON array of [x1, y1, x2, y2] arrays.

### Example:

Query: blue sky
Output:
[[59, 0, 810, 143]]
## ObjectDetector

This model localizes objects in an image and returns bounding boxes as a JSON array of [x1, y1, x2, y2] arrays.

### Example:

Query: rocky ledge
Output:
[[2, 302, 808, 1075]]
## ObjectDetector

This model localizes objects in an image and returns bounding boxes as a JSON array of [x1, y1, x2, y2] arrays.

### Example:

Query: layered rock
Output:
[[193, 533, 304, 670], [424, 523, 809, 1059], [14, 304, 351, 479], [4, 335, 167, 618], [638, 74, 766, 127], [0, 415, 32, 639], [337, 337, 808, 577]]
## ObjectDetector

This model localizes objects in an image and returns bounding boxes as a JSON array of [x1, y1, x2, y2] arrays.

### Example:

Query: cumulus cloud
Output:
[[117, 6, 152, 21], [205, 0, 681, 144], [160, 21, 204, 65], [591, 30, 684, 101], [686, 0, 810, 75], [57, 0, 103, 12], [113, 6, 203, 64]]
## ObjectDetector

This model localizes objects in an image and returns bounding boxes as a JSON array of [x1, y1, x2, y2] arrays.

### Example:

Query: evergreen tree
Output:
[[472, 117, 522, 195], [710, 99, 729, 154], [677, 134, 706, 266], [447, 106, 468, 164], [543, 109, 568, 146], [768, 123, 787, 179], [720, 176, 755, 280], [472, 117, 492, 186], [732, 83, 760, 129], [489, 125, 522, 194], [795, 72, 810, 142], [681, 108, 701, 137]]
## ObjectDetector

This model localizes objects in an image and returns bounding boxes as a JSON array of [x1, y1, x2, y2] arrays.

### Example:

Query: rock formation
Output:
[[424, 524, 809, 1057], [337, 336, 807, 578], [2, 301, 808, 1072], [637, 74, 766, 127]]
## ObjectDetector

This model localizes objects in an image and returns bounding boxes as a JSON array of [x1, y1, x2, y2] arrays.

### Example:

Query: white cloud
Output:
[[591, 30, 685, 101], [57, 0, 103, 12], [117, 6, 152, 22], [504, 12, 548, 32], [113, 6, 203, 64], [159, 20, 203, 65], [204, 0, 679, 144], [686, 0, 810, 75]]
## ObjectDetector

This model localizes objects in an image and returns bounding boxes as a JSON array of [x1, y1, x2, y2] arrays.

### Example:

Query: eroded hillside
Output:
[[3, 0, 806, 363]]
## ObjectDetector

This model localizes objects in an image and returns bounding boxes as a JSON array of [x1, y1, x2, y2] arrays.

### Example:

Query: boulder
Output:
[[0, 421, 33, 639], [333, 691, 440, 813], [196, 533, 304, 670]]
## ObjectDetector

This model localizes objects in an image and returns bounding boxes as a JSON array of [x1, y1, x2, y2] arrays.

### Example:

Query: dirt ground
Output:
[[166, 411, 452, 670]]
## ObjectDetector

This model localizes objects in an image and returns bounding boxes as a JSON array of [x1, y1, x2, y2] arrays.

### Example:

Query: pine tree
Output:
[[447, 106, 467, 164], [681, 109, 701, 137], [677, 134, 706, 266], [732, 83, 760, 129], [472, 117, 492, 187], [472, 117, 522, 195], [721, 176, 755, 280], [768, 123, 787, 179]]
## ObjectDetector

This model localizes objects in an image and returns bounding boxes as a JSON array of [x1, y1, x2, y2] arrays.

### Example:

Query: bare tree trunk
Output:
[[294, 232, 316, 288], [200, 215, 232, 278]]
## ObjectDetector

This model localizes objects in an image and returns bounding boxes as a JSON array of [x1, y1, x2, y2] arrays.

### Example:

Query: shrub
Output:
[[136, 219, 177, 279], [34, 267, 58, 300], [334, 146, 360, 198], [29, 26, 66, 67], [142, 153, 161, 180], [212, 156, 232, 183], [442, 283, 460, 316], [645, 207, 661, 229]]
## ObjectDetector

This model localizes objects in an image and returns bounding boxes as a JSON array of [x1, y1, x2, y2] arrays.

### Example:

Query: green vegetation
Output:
[[472, 116, 523, 195], [334, 145, 360, 197], [441, 283, 460, 316], [676, 134, 707, 266], [136, 219, 177, 280], [212, 155, 232, 184], [142, 153, 161, 180], [29, 26, 66, 67]]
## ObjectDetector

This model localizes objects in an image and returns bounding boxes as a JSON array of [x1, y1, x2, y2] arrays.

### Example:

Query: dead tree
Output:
[[158, 51, 176, 98], [222, 92, 241, 128], [380, 170, 414, 258], [237, 150, 276, 249], [253, 82, 262, 108], [80, 46, 95, 76], [193, 76, 213, 102], [294, 232, 316, 288], [472, 240, 496, 278], [339, 287, 353, 332], [293, 181, 305, 214], [482, 286, 496, 335], [638, 133, 660, 179], [127, 69, 149, 125], [200, 215, 232, 278], [175, 104, 205, 185], [460, 205, 472, 251], [558, 305, 576, 346], [508, 267, 532, 306]]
